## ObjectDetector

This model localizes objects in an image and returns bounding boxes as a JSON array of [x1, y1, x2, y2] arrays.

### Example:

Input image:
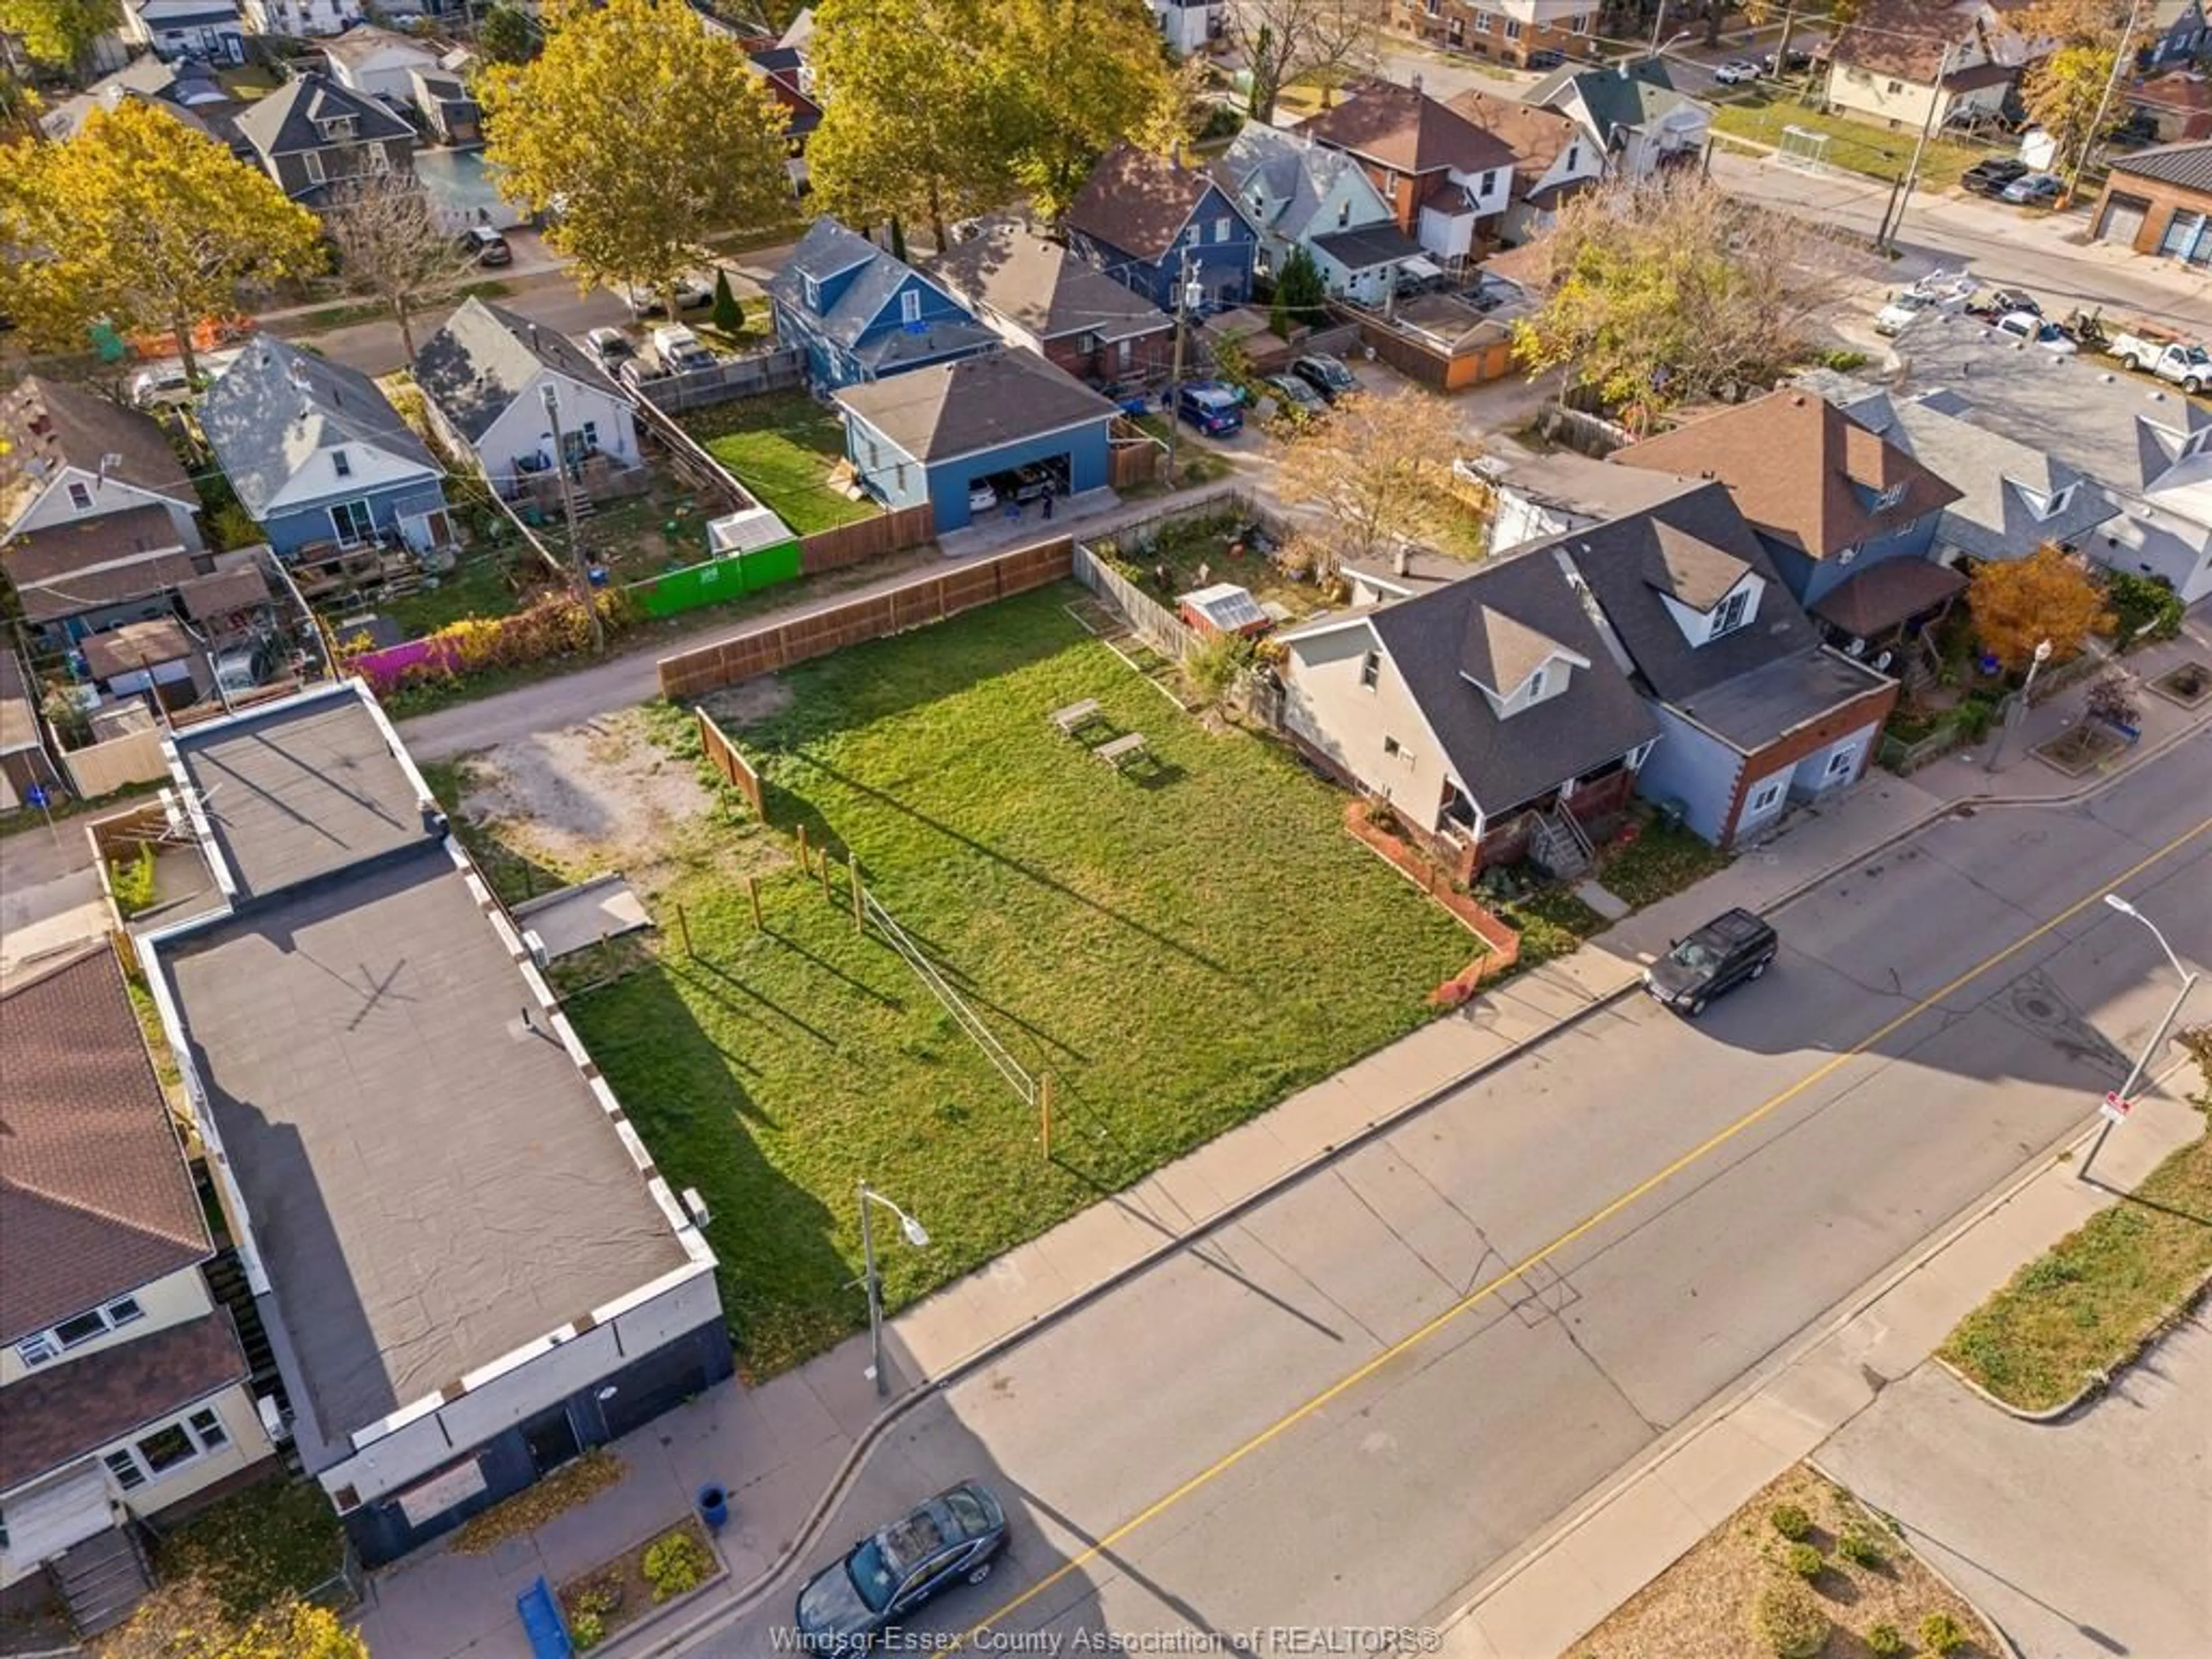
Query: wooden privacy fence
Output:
[[632, 395, 755, 516], [695, 707, 764, 817], [798, 503, 935, 575], [626, 349, 805, 414], [1068, 542, 1191, 664], [658, 536, 1074, 699]]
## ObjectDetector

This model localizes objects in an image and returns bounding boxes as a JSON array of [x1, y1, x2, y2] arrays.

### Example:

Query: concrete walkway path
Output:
[[355, 620, 2212, 1659]]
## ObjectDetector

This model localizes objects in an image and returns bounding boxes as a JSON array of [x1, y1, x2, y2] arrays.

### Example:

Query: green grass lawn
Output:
[[1941, 1124, 2212, 1411], [154, 1479, 348, 1619], [1710, 93, 1999, 188], [1597, 816, 1733, 910], [560, 589, 1475, 1373], [681, 393, 879, 535]]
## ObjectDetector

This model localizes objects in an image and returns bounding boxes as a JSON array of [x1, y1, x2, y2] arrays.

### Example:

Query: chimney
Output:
[[1393, 544, 1410, 576]]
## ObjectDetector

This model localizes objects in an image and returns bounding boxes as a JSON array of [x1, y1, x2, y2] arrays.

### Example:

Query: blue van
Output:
[[1176, 382, 1243, 437]]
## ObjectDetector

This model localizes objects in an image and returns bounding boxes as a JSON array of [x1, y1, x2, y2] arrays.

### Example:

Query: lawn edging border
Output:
[[1802, 1456, 2025, 1659], [616, 692, 2212, 1658], [1934, 1262, 2212, 1425]]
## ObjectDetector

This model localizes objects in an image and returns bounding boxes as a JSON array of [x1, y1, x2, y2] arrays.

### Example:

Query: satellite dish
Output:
[[1873, 650, 1894, 672]]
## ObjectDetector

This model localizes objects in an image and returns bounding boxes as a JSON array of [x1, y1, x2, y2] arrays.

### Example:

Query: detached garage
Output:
[[835, 349, 1119, 535]]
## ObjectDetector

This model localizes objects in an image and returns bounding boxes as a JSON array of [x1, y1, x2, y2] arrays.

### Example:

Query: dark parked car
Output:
[[1644, 908, 1778, 1018], [1176, 381, 1243, 436], [1760, 46, 1814, 73], [1964, 286, 2039, 321], [1290, 352, 1359, 403], [1524, 47, 1566, 70], [2000, 170, 2065, 206], [1262, 373, 1327, 423], [1960, 157, 2028, 198], [795, 1483, 1007, 1653]]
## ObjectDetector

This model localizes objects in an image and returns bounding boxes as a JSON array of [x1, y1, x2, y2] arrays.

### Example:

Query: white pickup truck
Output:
[[2110, 331, 2210, 393], [1874, 269, 1975, 338]]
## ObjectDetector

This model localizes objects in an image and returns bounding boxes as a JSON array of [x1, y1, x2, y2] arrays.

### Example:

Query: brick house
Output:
[[2093, 137, 2212, 263], [1299, 79, 1517, 265], [1389, 0, 1599, 68]]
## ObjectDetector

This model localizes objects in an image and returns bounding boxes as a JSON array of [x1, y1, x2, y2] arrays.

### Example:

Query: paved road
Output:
[[667, 743, 2210, 1654], [1823, 1313, 2212, 1659]]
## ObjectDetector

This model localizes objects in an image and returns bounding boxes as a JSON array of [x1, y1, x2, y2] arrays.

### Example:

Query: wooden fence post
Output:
[[747, 873, 762, 929], [820, 851, 832, 902], [676, 902, 693, 959], [849, 853, 863, 931], [796, 822, 809, 870], [1039, 1074, 1053, 1160]]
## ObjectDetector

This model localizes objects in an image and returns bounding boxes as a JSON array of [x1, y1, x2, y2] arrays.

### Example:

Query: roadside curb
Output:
[[1804, 1455, 2025, 1659], [616, 699, 2212, 1656], [1934, 1264, 2212, 1425]]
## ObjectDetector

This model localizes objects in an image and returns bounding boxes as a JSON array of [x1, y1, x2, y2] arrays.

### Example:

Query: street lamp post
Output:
[[857, 1182, 930, 1396], [1984, 637, 2052, 773], [2078, 893, 2200, 1183]]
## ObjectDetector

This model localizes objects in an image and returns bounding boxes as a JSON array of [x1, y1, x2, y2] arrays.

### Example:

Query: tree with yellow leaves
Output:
[[1965, 545, 2116, 673], [96, 1583, 367, 1659], [1274, 388, 1471, 577], [0, 101, 324, 380], [0, 0, 118, 69], [480, 0, 791, 320]]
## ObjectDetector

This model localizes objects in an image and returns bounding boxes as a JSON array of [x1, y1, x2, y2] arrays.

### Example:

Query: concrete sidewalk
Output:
[[355, 622, 2212, 1659]]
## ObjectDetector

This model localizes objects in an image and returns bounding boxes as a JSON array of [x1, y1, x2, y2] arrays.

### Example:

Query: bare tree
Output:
[[323, 175, 481, 362], [1230, 0, 1384, 124], [1510, 175, 1859, 430], [1274, 388, 1471, 575]]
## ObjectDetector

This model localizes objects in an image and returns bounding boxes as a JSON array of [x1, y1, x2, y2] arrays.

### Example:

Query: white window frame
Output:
[[1747, 778, 1786, 815], [102, 1406, 231, 1493], [1214, 216, 1233, 243], [1572, 10, 1590, 30], [1872, 480, 1906, 512], [1525, 666, 1547, 702], [899, 288, 922, 325], [1824, 744, 1860, 780], [303, 150, 326, 185], [1382, 734, 1402, 756], [1504, 16, 1522, 38], [67, 479, 94, 511], [13, 1294, 146, 1368], [329, 498, 376, 547], [802, 272, 822, 312], [1626, 739, 1656, 770], [1474, 10, 1491, 31], [1708, 586, 1752, 639], [1360, 648, 1382, 690]]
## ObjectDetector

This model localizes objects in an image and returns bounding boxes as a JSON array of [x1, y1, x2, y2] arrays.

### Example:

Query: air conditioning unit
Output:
[[256, 1394, 293, 1445]]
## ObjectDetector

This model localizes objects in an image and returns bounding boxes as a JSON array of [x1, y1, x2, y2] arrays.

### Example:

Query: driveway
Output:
[[1821, 1315, 2212, 1659]]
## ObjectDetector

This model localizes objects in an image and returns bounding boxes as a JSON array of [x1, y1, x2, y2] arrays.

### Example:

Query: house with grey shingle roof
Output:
[[1277, 541, 1661, 879], [235, 70, 415, 208], [1211, 125, 1419, 306], [413, 297, 643, 492], [200, 334, 448, 558], [0, 942, 273, 1637], [768, 218, 999, 392], [2094, 136, 2212, 263], [927, 217, 1173, 384], [1527, 56, 1711, 180]]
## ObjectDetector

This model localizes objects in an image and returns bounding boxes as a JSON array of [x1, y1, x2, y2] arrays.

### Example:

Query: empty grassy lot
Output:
[[681, 392, 878, 535], [565, 588, 1474, 1373], [1710, 93, 1999, 187]]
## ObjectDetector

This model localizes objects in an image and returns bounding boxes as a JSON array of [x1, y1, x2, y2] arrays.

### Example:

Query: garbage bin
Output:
[[696, 1483, 729, 1532]]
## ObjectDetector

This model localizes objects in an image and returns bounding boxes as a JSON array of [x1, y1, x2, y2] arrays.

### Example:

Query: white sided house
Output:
[[412, 297, 642, 494], [1212, 124, 1419, 304], [1, 376, 205, 550], [243, 0, 362, 36], [319, 22, 443, 100], [122, 0, 247, 62]]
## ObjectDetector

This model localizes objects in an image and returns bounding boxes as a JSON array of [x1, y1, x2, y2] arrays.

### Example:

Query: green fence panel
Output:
[[628, 540, 803, 618]]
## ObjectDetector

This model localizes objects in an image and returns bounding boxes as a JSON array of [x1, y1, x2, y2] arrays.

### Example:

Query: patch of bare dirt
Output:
[[699, 673, 794, 728], [453, 708, 715, 892], [1571, 1463, 2001, 1659]]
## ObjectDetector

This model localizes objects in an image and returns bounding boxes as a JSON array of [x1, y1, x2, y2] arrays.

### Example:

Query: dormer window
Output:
[[319, 113, 357, 141], [802, 272, 822, 312], [67, 480, 93, 510], [1709, 586, 1752, 639], [1525, 666, 1547, 701], [900, 289, 922, 324], [332, 448, 352, 478]]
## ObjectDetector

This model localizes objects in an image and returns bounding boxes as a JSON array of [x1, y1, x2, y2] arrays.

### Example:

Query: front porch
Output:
[[1421, 756, 1641, 883]]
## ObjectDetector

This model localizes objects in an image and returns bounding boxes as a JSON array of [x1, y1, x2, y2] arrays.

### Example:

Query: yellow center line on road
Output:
[[958, 813, 2212, 1644]]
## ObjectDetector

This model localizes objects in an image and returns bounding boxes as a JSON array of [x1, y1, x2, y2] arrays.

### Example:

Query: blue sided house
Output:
[[834, 349, 1120, 533], [768, 218, 1002, 391], [1064, 141, 1258, 315], [200, 334, 451, 559]]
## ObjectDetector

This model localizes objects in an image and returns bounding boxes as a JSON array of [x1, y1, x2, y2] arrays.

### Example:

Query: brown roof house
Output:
[[1822, 0, 2046, 132], [1615, 388, 1966, 646], [0, 944, 274, 1637], [0, 647, 62, 812], [928, 217, 1175, 385], [1445, 85, 1605, 245], [1301, 79, 1518, 264]]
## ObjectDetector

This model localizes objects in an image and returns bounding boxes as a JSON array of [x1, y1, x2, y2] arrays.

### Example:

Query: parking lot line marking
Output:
[[956, 812, 2212, 1644]]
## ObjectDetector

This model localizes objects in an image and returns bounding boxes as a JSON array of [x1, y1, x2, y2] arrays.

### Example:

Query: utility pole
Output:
[[539, 383, 603, 654], [2067, 0, 2145, 207], [1880, 41, 1952, 252], [1164, 250, 1195, 487], [2078, 895, 2199, 1184], [1647, 0, 1667, 58]]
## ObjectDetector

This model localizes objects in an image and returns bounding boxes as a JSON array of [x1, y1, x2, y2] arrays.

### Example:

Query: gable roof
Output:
[[1, 376, 196, 532], [201, 334, 438, 516], [234, 69, 412, 160], [1065, 142, 1226, 263], [0, 944, 211, 1346], [928, 219, 1171, 344], [1832, 387, 2123, 561], [1829, 0, 2026, 82], [413, 296, 624, 445], [1615, 388, 1963, 561], [1, 503, 194, 624], [1444, 85, 1585, 190], [1532, 57, 1706, 137], [1532, 482, 1824, 707], [2108, 135, 2212, 192], [1303, 79, 1517, 176], [1210, 124, 1388, 243], [1353, 550, 1658, 813], [1310, 223, 1424, 270], [768, 217, 990, 359], [833, 349, 1117, 464], [320, 21, 440, 67]]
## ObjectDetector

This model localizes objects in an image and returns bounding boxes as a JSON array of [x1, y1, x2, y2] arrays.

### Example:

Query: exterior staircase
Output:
[[204, 1248, 286, 1419], [1531, 806, 1596, 880], [48, 1525, 154, 1638]]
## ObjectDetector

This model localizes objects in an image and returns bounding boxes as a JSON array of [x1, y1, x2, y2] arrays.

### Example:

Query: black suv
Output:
[[1961, 158, 2028, 198], [1645, 908, 1777, 1018]]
